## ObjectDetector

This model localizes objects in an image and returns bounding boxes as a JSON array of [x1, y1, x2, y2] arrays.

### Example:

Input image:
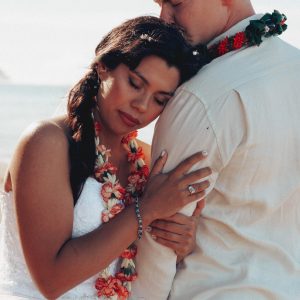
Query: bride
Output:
[[0, 16, 211, 299]]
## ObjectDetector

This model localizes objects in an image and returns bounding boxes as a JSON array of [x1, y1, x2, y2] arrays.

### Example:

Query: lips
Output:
[[118, 111, 140, 127]]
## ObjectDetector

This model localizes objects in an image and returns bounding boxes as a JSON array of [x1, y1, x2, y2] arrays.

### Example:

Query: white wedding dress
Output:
[[0, 177, 119, 299]]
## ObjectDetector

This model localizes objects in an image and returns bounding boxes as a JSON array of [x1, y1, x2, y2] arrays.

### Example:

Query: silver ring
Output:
[[187, 185, 196, 195]]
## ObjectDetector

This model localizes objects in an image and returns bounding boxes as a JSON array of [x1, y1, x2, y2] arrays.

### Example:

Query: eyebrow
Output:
[[132, 70, 175, 97]]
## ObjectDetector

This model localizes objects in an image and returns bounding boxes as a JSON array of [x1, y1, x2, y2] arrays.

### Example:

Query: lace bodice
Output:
[[0, 177, 119, 299]]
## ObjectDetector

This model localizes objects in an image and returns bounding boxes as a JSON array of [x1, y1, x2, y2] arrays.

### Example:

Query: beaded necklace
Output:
[[92, 114, 149, 299]]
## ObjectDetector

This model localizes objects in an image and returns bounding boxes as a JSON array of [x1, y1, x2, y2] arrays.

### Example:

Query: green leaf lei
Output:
[[208, 10, 287, 59]]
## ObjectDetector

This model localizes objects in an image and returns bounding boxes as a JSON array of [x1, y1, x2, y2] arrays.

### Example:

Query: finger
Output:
[[192, 199, 206, 217], [158, 213, 194, 225], [155, 237, 191, 257], [153, 236, 180, 252], [151, 219, 187, 235], [150, 228, 183, 243], [170, 151, 208, 178], [183, 180, 210, 197], [184, 190, 206, 205], [180, 169, 212, 187], [150, 150, 168, 176]]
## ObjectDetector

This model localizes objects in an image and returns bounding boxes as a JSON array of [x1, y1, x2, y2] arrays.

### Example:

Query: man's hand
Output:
[[148, 199, 205, 263]]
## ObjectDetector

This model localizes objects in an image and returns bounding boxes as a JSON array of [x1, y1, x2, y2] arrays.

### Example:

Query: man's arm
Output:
[[131, 87, 245, 299]]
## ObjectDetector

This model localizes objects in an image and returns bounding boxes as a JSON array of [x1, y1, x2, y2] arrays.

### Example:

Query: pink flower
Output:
[[101, 210, 110, 223], [101, 182, 125, 202], [95, 162, 117, 181], [101, 182, 114, 202], [110, 203, 124, 216], [97, 144, 112, 158]]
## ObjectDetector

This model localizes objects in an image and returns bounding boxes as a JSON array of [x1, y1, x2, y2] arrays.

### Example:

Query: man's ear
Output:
[[96, 62, 108, 80]]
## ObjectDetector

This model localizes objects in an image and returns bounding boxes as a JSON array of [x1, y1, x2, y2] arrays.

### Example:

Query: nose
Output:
[[159, 4, 174, 24], [131, 95, 149, 113]]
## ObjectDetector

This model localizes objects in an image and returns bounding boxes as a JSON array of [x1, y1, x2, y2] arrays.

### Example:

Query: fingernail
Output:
[[202, 150, 208, 157], [160, 150, 167, 158], [146, 226, 152, 233], [151, 234, 157, 240]]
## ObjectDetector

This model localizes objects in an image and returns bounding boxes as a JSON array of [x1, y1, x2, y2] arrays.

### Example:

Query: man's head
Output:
[[155, 0, 255, 45]]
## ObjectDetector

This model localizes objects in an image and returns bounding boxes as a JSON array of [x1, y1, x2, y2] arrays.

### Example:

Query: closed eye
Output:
[[170, 0, 182, 7], [129, 77, 142, 90]]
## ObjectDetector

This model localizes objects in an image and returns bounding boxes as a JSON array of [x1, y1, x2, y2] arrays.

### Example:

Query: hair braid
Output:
[[67, 68, 99, 203]]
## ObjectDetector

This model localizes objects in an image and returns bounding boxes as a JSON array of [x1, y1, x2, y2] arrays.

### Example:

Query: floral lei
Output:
[[92, 115, 149, 299], [208, 10, 287, 59]]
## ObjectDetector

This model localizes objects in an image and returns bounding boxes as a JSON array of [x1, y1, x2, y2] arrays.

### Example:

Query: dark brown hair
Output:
[[67, 16, 209, 204]]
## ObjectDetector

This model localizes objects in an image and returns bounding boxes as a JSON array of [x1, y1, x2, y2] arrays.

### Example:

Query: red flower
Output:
[[94, 121, 101, 136], [116, 284, 130, 299], [140, 165, 149, 178], [233, 32, 246, 49], [95, 276, 122, 297], [116, 271, 138, 283], [121, 245, 137, 259], [218, 36, 229, 56], [121, 130, 138, 145], [95, 162, 117, 181], [127, 147, 145, 163]]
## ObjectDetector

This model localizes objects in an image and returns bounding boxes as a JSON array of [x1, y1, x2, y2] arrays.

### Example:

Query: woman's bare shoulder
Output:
[[9, 117, 70, 181], [137, 139, 151, 166], [16, 117, 69, 154]]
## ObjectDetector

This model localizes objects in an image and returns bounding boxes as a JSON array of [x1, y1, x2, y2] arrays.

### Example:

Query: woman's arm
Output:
[[139, 139, 208, 261], [11, 122, 145, 298], [11, 122, 210, 299]]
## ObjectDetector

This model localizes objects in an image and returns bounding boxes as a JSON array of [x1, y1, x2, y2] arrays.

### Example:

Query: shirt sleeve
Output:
[[131, 87, 245, 299]]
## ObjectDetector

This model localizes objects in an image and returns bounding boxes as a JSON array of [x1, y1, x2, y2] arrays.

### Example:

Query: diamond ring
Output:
[[187, 185, 196, 195]]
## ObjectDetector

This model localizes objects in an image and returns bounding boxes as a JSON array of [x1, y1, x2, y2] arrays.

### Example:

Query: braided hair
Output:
[[67, 16, 210, 203]]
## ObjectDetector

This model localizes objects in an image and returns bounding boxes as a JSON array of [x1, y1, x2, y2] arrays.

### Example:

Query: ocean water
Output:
[[0, 84, 155, 165], [0, 84, 70, 164]]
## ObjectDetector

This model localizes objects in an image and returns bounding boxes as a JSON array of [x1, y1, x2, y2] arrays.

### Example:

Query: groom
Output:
[[132, 0, 300, 299]]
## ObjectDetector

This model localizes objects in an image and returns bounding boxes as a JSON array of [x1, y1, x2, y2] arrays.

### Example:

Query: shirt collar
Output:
[[207, 14, 264, 48]]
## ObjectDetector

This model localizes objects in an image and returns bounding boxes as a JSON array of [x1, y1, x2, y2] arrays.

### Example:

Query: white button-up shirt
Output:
[[131, 15, 300, 300]]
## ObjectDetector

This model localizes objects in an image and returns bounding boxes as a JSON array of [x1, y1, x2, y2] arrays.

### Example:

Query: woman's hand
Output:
[[140, 150, 211, 226], [147, 200, 205, 263]]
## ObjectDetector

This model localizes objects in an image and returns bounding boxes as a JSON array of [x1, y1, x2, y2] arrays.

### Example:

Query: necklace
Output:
[[208, 10, 287, 59], [92, 114, 149, 299]]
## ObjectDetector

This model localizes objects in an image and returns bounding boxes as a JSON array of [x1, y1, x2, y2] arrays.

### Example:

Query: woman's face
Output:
[[96, 55, 180, 137]]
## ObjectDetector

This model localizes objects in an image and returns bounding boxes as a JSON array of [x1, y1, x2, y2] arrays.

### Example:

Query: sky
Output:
[[0, 0, 299, 86]]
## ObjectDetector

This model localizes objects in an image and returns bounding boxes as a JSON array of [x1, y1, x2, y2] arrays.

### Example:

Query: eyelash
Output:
[[129, 76, 168, 107], [129, 77, 141, 90], [155, 98, 166, 106], [171, 1, 182, 8]]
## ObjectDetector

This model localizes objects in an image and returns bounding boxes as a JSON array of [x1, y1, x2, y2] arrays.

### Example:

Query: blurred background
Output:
[[0, 0, 299, 182]]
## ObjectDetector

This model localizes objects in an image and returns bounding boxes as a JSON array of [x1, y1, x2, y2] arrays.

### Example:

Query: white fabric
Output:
[[0, 178, 119, 299], [131, 15, 300, 300]]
